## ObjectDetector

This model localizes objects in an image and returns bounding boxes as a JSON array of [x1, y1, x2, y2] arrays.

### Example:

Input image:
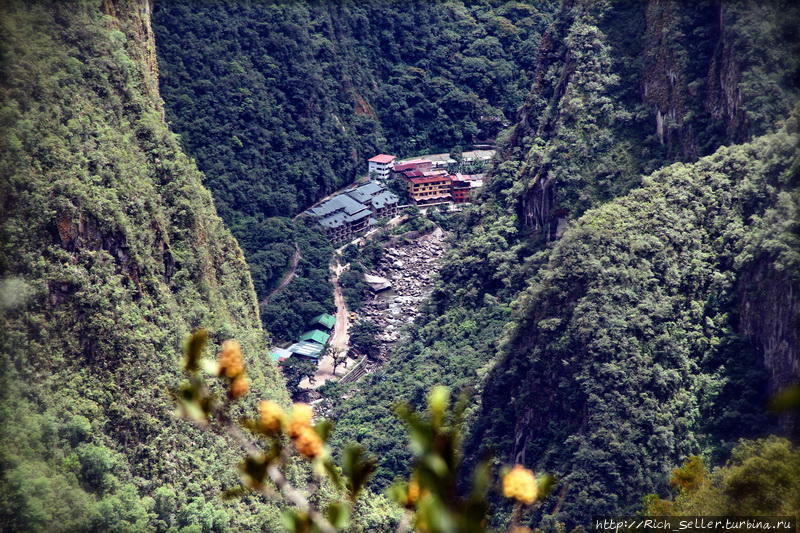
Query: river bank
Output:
[[358, 227, 447, 360]]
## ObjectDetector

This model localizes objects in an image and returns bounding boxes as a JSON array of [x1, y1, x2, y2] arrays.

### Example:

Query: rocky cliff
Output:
[[510, 0, 800, 237], [459, 1, 800, 524]]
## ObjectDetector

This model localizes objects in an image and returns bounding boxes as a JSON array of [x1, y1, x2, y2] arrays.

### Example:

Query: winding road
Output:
[[260, 245, 300, 306]]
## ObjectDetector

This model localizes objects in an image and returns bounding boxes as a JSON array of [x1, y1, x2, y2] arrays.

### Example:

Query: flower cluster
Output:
[[407, 479, 420, 505], [176, 330, 378, 533], [256, 400, 323, 458], [288, 403, 322, 458], [258, 400, 283, 432], [502, 465, 538, 505], [218, 340, 249, 398]]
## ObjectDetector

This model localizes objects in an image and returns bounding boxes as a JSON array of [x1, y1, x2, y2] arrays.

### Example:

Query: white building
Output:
[[367, 154, 396, 179]]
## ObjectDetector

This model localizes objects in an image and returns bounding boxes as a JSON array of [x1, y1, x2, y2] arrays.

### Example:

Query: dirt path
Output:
[[299, 261, 353, 390], [329, 262, 350, 352], [297, 215, 409, 391], [260, 245, 300, 305]]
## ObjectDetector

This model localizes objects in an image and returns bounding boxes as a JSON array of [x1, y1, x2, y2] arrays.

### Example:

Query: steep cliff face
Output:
[[641, 0, 698, 158], [466, 116, 799, 526], [739, 266, 799, 403], [511, 0, 800, 238], [510, 2, 577, 238], [704, 1, 748, 144], [100, 0, 160, 104], [0, 1, 288, 529], [736, 193, 800, 434], [459, 3, 800, 524]]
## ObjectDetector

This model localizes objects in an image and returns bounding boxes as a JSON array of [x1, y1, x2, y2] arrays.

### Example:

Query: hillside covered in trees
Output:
[[152, 0, 559, 340], [1, 0, 799, 531], [328, 0, 800, 527], [0, 1, 289, 529]]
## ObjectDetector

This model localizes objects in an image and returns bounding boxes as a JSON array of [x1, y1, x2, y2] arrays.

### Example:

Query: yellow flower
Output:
[[294, 425, 323, 458], [229, 375, 249, 399], [218, 340, 244, 378], [503, 465, 538, 505], [258, 400, 284, 432], [407, 479, 420, 505], [287, 403, 313, 437]]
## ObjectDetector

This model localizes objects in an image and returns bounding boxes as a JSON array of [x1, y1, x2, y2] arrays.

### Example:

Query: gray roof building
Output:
[[346, 210, 371, 223], [304, 181, 400, 242], [370, 190, 399, 210], [319, 213, 347, 229], [346, 181, 384, 203], [307, 194, 367, 218]]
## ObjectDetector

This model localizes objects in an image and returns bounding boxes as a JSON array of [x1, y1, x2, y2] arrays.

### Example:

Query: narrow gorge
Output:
[[1, 0, 798, 531]]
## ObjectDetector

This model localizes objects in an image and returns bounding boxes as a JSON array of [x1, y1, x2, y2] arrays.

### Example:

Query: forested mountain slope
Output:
[[468, 116, 799, 526], [0, 1, 288, 529], [329, 0, 800, 527], [152, 0, 559, 340], [500, 0, 800, 237]]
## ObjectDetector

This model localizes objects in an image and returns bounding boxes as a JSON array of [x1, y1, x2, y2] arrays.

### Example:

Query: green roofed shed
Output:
[[299, 329, 330, 345], [287, 341, 324, 359], [310, 313, 336, 330]]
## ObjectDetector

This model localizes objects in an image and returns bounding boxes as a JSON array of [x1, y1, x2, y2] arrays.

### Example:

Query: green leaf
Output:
[[341, 444, 376, 499], [395, 404, 433, 456], [314, 419, 334, 443], [386, 481, 410, 507], [537, 473, 557, 500], [199, 357, 219, 376], [423, 453, 449, 477], [281, 509, 311, 533], [322, 458, 344, 492], [183, 328, 207, 373], [176, 398, 207, 424], [470, 457, 491, 497], [770, 383, 800, 412], [326, 501, 350, 529], [428, 385, 450, 427]]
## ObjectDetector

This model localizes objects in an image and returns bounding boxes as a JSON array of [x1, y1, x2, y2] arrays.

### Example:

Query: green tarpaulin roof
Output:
[[298, 329, 330, 345], [309, 313, 336, 329]]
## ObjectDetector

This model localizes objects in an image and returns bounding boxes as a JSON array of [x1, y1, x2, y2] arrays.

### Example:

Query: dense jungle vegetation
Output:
[[0, 1, 293, 529], [1, 0, 799, 531], [152, 0, 559, 341], [328, 0, 800, 528]]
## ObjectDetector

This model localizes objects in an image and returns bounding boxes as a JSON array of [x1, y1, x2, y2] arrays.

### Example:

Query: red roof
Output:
[[392, 159, 431, 171], [409, 175, 453, 185], [400, 170, 424, 178], [368, 154, 396, 164]]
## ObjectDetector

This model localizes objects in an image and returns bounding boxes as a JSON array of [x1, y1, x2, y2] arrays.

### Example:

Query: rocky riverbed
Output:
[[358, 227, 447, 359], [311, 226, 449, 414]]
